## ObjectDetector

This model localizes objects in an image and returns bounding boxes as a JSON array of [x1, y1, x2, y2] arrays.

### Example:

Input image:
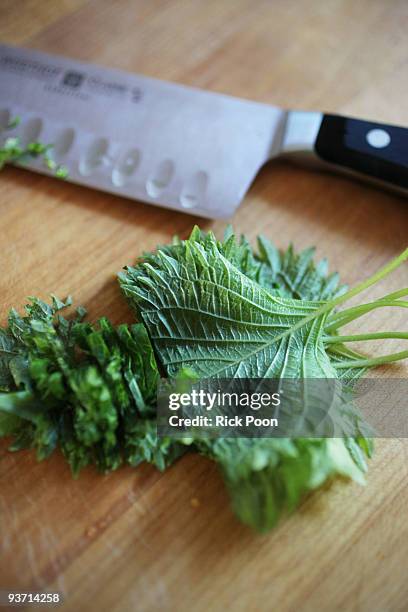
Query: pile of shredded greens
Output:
[[1, 227, 407, 532], [0, 115, 67, 177]]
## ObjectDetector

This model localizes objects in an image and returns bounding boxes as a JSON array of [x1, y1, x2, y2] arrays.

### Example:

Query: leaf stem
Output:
[[327, 285, 408, 327], [326, 299, 408, 332], [377, 288, 408, 301], [334, 350, 408, 369], [325, 331, 408, 344], [256, 248, 408, 351], [317, 249, 408, 316]]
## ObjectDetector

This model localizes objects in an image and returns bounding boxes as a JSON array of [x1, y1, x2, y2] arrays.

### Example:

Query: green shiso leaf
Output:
[[120, 229, 340, 380], [120, 227, 407, 532]]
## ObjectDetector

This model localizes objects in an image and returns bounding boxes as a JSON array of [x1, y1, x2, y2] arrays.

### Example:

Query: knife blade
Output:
[[0, 44, 406, 219]]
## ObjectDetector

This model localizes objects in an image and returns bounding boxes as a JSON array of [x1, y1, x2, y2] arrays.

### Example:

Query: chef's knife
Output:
[[0, 44, 406, 219]]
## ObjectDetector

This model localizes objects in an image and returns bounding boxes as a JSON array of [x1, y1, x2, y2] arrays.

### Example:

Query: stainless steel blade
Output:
[[0, 44, 286, 219]]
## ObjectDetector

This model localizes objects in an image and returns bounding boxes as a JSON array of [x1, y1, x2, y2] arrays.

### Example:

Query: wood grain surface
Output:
[[1, 2, 407, 611]]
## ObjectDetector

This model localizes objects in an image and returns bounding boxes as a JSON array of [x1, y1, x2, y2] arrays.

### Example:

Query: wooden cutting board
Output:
[[1, 2, 407, 610]]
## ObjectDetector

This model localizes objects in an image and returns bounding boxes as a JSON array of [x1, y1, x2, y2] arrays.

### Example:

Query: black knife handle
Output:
[[314, 114, 408, 191]]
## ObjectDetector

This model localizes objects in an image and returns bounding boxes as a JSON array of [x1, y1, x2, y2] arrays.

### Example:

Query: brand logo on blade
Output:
[[62, 71, 85, 88]]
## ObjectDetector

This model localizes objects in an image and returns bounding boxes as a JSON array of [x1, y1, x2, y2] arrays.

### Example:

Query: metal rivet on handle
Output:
[[366, 128, 391, 149], [146, 159, 175, 198]]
